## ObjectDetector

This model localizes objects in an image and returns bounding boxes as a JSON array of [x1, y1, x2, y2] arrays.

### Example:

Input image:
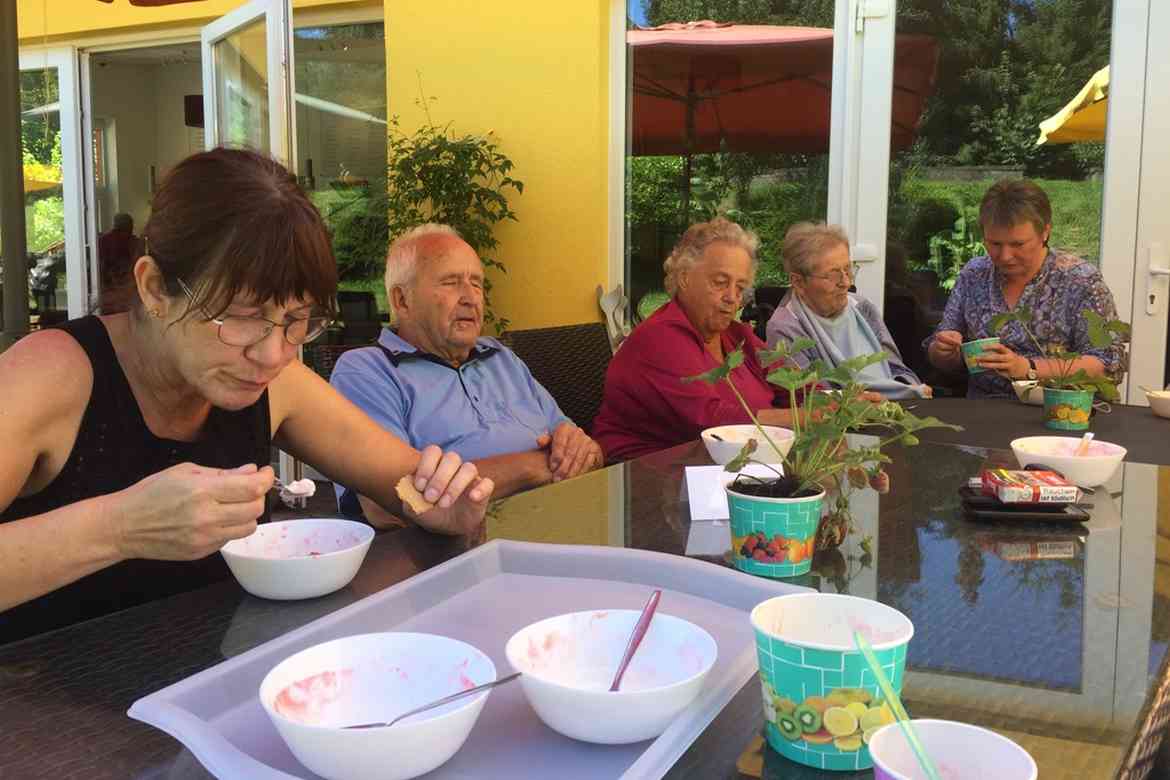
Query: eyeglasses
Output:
[[802, 262, 861, 285], [177, 279, 333, 347]]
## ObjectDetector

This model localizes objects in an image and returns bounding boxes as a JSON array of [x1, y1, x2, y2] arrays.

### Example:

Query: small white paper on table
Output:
[[684, 463, 780, 521]]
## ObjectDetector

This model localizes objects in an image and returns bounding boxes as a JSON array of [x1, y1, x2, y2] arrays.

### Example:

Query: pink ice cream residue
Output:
[[274, 668, 354, 724]]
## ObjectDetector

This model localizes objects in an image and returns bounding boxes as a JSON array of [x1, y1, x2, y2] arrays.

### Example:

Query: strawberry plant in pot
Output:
[[988, 308, 1130, 431], [685, 338, 959, 578]]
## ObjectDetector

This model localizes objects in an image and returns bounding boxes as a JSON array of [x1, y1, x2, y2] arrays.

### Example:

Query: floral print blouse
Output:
[[923, 249, 1123, 398]]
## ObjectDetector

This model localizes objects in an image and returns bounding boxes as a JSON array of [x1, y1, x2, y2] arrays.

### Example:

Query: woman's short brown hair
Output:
[[979, 179, 1053, 236], [103, 147, 338, 319], [781, 222, 850, 278]]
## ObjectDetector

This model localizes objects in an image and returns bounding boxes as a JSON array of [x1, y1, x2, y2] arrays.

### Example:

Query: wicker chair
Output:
[[497, 322, 613, 433], [303, 343, 369, 381]]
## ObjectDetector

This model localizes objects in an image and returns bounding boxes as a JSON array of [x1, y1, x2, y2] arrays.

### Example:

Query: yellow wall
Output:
[[384, 1, 610, 330], [16, 0, 367, 42]]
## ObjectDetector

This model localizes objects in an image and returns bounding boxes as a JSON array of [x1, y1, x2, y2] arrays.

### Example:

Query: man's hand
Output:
[[537, 422, 603, 482], [977, 343, 1029, 379]]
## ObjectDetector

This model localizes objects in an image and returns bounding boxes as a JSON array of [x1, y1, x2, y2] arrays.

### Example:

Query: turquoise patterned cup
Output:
[[960, 337, 1000, 374], [750, 594, 914, 772], [726, 488, 825, 579]]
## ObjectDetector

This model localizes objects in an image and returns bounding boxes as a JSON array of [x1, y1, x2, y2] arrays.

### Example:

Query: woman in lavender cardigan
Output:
[[765, 222, 931, 400]]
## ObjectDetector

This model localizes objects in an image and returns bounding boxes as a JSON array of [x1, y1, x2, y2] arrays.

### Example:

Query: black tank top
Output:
[[1, 316, 272, 644]]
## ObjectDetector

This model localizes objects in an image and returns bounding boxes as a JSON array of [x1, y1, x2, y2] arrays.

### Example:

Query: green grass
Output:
[[902, 177, 1103, 263]]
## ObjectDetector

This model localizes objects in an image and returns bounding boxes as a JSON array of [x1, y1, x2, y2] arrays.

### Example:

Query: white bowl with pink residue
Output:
[[504, 609, 718, 744], [1010, 435, 1127, 487], [220, 518, 374, 600], [259, 632, 496, 780]]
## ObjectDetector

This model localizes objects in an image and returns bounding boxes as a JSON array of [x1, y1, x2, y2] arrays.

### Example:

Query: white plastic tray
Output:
[[129, 539, 810, 779]]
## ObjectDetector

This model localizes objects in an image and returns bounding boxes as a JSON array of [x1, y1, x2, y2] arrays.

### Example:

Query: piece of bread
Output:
[[395, 475, 434, 514]]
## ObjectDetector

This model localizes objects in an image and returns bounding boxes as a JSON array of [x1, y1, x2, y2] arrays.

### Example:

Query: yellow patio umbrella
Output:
[[22, 162, 62, 194], [1036, 65, 1108, 145]]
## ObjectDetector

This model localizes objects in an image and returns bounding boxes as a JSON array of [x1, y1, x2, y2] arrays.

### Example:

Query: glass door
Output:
[[201, 0, 295, 164], [17, 49, 89, 324], [202, 0, 299, 483]]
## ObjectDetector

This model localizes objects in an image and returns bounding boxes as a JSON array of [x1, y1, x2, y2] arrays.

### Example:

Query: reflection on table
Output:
[[489, 437, 1169, 779]]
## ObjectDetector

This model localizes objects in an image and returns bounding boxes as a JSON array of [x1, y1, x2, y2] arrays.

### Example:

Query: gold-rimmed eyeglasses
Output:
[[176, 279, 333, 347], [802, 262, 861, 285]]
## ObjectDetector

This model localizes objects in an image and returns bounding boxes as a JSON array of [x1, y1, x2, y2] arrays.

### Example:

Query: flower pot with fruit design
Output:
[[1042, 387, 1093, 431], [727, 486, 824, 579]]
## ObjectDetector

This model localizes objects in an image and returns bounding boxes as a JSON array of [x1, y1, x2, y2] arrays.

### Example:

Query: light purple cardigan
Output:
[[764, 291, 923, 386]]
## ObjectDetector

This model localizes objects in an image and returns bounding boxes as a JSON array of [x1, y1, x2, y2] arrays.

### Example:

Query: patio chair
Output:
[[303, 343, 368, 381], [497, 322, 613, 433], [337, 290, 383, 344]]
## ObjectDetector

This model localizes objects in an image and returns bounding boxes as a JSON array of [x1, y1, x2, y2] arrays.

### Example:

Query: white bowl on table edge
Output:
[[221, 518, 374, 600], [868, 719, 1037, 780], [259, 632, 496, 780], [505, 609, 718, 744], [702, 424, 795, 465], [1011, 380, 1044, 406], [1146, 389, 1170, 419], [1010, 436, 1127, 487]]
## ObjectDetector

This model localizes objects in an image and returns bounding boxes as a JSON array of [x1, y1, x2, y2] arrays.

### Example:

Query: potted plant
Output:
[[988, 309, 1130, 431], [686, 339, 960, 578]]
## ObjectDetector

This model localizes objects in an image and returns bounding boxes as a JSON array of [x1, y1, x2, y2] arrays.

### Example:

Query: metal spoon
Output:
[[610, 589, 662, 692], [342, 672, 522, 729]]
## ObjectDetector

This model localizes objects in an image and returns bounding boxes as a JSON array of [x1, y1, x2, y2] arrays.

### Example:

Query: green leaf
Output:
[[683, 348, 744, 384], [724, 439, 757, 472]]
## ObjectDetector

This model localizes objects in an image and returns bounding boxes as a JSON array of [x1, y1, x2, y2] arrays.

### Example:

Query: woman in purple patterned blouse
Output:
[[924, 179, 1123, 399]]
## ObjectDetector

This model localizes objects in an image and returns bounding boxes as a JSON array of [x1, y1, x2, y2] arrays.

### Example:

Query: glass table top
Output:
[[1, 435, 1166, 779]]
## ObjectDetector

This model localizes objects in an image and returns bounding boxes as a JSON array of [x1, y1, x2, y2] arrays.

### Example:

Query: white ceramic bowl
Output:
[[701, 425, 795, 465], [505, 609, 718, 744], [1146, 389, 1170, 419], [869, 719, 1037, 780], [1010, 436, 1127, 487], [259, 632, 495, 780], [1011, 380, 1044, 406], [221, 518, 374, 600]]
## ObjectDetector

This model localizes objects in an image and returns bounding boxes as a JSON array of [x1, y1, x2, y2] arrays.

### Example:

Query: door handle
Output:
[[1148, 243, 1169, 315]]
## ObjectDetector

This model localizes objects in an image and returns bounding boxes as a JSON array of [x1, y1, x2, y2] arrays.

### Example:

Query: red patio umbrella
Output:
[[629, 21, 939, 212]]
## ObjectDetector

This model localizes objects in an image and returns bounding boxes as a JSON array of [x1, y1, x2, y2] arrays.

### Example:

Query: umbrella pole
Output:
[[683, 85, 696, 224], [0, 0, 30, 350]]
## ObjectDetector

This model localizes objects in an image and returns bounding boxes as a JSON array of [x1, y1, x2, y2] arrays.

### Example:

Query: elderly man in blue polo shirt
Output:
[[331, 223, 603, 525]]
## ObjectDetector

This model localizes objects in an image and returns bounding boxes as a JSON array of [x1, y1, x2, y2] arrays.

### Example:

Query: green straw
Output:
[[853, 630, 941, 780]]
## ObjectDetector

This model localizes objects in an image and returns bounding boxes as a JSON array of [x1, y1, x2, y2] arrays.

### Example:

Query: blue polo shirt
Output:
[[330, 328, 568, 516]]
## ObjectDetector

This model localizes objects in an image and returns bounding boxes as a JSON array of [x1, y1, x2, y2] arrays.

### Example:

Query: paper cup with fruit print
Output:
[[960, 337, 1000, 374], [726, 486, 824, 579], [1042, 387, 1093, 431], [750, 593, 914, 772]]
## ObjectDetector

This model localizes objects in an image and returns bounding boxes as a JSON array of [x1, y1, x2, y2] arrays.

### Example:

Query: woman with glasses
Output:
[[765, 222, 930, 400], [924, 179, 1123, 398], [0, 147, 493, 644]]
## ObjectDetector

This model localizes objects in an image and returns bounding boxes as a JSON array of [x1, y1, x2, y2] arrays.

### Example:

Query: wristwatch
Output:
[[1025, 358, 1038, 381]]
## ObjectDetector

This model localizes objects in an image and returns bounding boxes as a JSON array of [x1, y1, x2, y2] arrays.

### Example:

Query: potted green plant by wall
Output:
[[686, 339, 960, 579], [320, 97, 523, 332], [988, 309, 1130, 431]]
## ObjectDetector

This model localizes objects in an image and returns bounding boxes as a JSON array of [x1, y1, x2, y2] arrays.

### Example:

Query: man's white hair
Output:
[[384, 223, 464, 304]]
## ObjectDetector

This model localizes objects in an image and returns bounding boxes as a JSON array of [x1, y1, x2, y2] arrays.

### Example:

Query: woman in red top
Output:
[[593, 218, 798, 461]]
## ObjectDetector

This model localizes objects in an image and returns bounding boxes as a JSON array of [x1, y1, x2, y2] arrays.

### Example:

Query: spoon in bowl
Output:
[[1074, 432, 1095, 457], [610, 589, 662, 691], [343, 672, 522, 729]]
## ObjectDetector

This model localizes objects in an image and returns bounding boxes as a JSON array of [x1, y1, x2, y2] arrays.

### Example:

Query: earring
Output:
[[151, 308, 163, 319]]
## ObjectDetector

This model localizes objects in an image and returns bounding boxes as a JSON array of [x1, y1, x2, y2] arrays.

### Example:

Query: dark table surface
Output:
[[908, 397, 1169, 467], [1, 434, 1168, 780]]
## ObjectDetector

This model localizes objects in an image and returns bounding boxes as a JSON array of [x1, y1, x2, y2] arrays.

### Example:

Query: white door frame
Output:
[[828, 0, 896, 311], [200, 0, 296, 166], [18, 47, 90, 320]]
